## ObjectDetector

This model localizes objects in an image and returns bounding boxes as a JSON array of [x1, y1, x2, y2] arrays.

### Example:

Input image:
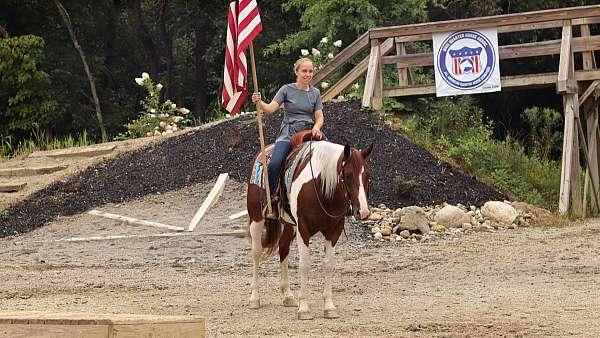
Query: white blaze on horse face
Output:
[[358, 166, 370, 220]]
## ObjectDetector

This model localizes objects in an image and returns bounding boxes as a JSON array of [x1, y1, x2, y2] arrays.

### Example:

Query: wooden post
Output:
[[372, 39, 384, 113], [395, 39, 411, 87], [581, 23, 599, 215], [249, 42, 272, 215], [558, 20, 581, 215], [362, 38, 381, 108]]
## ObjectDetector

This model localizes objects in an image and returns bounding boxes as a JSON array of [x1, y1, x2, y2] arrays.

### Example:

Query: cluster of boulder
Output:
[[363, 201, 536, 242]]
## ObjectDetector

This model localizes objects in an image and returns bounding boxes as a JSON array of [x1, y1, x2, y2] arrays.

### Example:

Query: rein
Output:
[[308, 139, 352, 219]]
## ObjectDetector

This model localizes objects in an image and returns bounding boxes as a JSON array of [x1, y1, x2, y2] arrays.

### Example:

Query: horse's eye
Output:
[[345, 173, 353, 181]]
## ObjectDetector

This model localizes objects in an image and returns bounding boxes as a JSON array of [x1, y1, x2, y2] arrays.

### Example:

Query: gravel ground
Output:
[[0, 179, 598, 337]]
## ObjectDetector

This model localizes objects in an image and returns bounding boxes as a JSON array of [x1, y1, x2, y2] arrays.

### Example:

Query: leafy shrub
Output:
[[0, 35, 59, 136], [116, 72, 193, 139], [399, 97, 561, 209], [521, 106, 562, 160]]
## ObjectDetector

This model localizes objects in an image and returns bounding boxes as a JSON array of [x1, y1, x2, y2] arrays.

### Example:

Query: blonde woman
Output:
[[252, 58, 325, 219]]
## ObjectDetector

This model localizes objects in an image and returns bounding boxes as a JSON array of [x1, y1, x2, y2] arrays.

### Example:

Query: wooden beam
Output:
[[372, 40, 384, 112], [391, 17, 600, 43], [558, 21, 575, 94], [16, 231, 247, 245], [381, 35, 600, 67], [28, 144, 116, 159], [370, 5, 600, 39], [395, 42, 410, 86], [0, 312, 204, 338], [0, 182, 26, 192], [0, 165, 68, 177], [228, 210, 248, 220], [362, 43, 381, 107], [384, 70, 600, 98], [187, 173, 228, 232], [312, 32, 369, 86], [88, 210, 185, 231], [582, 23, 599, 215], [579, 80, 600, 108], [322, 38, 395, 102]]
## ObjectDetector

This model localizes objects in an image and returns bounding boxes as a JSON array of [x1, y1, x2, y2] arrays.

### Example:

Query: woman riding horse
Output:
[[251, 57, 324, 220], [247, 136, 373, 319]]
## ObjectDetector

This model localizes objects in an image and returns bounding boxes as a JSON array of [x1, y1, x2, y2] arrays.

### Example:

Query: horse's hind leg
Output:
[[249, 220, 264, 309], [323, 239, 338, 318], [279, 225, 297, 307]]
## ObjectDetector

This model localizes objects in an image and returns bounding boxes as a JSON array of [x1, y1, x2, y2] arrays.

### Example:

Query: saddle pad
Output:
[[284, 142, 312, 196], [251, 152, 272, 189]]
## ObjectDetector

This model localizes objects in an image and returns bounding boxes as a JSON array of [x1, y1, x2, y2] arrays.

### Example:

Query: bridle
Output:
[[308, 139, 353, 219]]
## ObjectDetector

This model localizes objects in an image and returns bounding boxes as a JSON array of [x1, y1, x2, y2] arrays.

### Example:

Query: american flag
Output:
[[222, 0, 263, 114], [450, 47, 481, 76]]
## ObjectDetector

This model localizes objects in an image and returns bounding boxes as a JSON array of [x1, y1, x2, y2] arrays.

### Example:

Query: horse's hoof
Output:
[[323, 309, 339, 319], [297, 311, 313, 320], [249, 299, 260, 309], [283, 297, 297, 307]]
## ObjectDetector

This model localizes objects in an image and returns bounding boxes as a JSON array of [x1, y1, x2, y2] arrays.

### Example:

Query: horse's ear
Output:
[[344, 144, 351, 161], [361, 143, 373, 158]]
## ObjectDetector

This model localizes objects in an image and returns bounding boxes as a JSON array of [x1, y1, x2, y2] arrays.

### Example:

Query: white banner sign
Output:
[[433, 28, 501, 97]]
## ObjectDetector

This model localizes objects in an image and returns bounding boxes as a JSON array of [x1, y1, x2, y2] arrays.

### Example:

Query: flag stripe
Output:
[[222, 0, 262, 115]]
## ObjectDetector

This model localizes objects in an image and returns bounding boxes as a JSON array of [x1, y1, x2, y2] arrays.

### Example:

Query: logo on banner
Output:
[[437, 30, 495, 90]]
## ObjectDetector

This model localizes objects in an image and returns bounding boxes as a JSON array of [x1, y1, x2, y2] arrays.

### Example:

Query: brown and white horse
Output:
[[246, 139, 373, 319]]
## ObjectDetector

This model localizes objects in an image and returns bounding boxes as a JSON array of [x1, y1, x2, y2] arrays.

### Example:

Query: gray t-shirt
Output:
[[272, 83, 323, 142]]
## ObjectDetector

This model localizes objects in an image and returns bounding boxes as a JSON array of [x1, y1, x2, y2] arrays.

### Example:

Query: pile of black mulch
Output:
[[0, 101, 504, 237]]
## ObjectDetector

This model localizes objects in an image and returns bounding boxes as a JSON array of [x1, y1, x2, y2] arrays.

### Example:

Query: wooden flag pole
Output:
[[249, 41, 272, 215]]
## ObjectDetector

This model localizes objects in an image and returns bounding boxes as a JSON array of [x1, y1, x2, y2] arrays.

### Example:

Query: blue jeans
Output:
[[268, 141, 292, 195]]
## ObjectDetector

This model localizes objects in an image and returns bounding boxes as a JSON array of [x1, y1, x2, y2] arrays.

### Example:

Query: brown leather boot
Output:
[[264, 195, 279, 220]]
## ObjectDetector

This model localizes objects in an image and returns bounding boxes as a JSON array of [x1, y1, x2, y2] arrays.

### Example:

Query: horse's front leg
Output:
[[296, 226, 313, 320], [279, 225, 297, 307], [323, 239, 339, 318], [249, 220, 264, 309]]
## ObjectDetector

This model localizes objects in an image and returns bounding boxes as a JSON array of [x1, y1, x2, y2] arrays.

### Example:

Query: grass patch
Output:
[[394, 96, 561, 211], [1, 129, 94, 161]]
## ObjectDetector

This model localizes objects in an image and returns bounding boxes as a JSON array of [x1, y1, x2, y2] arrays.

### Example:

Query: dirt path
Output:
[[1, 178, 599, 337]]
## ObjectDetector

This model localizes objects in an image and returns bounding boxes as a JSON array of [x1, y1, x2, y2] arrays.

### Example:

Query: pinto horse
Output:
[[246, 136, 373, 319]]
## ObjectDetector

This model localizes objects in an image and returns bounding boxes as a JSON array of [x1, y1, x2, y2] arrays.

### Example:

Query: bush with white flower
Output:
[[117, 72, 193, 139], [299, 37, 343, 90]]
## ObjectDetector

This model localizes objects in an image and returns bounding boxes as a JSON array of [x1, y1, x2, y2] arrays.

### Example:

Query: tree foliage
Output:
[[0, 35, 59, 136]]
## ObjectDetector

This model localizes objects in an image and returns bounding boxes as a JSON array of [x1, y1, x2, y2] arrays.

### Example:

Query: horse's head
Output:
[[341, 143, 373, 220]]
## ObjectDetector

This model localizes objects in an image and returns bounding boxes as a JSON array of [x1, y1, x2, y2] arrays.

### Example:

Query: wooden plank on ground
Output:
[[0, 311, 204, 338], [228, 210, 248, 220], [15, 230, 247, 245], [0, 182, 27, 192], [88, 210, 185, 231], [0, 165, 68, 177], [28, 144, 116, 159], [188, 173, 229, 232]]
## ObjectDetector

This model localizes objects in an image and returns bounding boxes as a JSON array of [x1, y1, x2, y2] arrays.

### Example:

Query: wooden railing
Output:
[[313, 5, 600, 216]]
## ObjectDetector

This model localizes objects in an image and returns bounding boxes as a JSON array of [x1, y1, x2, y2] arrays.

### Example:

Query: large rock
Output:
[[434, 205, 470, 228], [398, 206, 430, 234], [481, 201, 518, 224]]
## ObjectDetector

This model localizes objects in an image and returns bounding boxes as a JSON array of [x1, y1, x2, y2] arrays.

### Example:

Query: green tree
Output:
[[0, 35, 58, 136]]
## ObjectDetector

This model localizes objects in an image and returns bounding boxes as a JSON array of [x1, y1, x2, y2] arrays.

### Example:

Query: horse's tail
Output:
[[262, 218, 282, 257]]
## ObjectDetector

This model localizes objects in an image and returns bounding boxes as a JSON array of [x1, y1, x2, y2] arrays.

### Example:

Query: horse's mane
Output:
[[310, 141, 344, 199]]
